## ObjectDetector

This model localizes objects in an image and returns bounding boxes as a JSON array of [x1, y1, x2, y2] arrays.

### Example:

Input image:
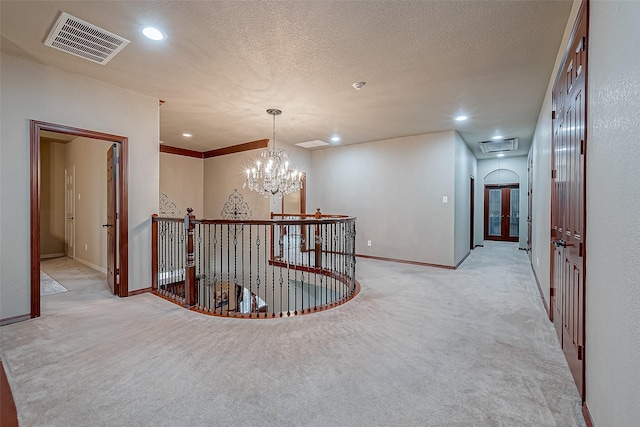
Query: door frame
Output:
[[470, 176, 475, 249], [30, 120, 129, 318]]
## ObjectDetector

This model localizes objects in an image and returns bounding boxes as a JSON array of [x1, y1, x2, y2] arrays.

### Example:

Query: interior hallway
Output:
[[0, 243, 584, 426]]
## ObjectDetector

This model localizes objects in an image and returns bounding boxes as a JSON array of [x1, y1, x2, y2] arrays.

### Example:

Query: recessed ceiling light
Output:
[[493, 135, 503, 140], [455, 115, 468, 122], [142, 26, 165, 41], [182, 133, 192, 138], [352, 82, 366, 90], [331, 136, 341, 142], [496, 153, 505, 157]]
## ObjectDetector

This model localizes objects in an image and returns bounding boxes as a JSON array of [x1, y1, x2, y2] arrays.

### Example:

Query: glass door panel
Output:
[[509, 188, 520, 237], [488, 189, 502, 236]]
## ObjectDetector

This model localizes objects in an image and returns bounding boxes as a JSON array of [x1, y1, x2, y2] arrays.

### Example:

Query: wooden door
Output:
[[550, 2, 587, 401], [106, 144, 118, 295], [484, 185, 519, 242]]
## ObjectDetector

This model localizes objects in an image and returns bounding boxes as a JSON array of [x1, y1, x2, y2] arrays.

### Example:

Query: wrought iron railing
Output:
[[151, 209, 358, 318]]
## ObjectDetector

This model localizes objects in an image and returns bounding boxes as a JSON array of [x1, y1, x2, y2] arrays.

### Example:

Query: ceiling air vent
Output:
[[478, 137, 519, 154], [44, 12, 130, 65], [295, 140, 330, 149]]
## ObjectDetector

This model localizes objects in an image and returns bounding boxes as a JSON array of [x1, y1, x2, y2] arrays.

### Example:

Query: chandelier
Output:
[[243, 109, 303, 198]]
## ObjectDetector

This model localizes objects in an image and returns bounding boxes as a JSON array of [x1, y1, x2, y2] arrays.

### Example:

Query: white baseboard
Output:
[[74, 257, 107, 274], [40, 252, 65, 259]]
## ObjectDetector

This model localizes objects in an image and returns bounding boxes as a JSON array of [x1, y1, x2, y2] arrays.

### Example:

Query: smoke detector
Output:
[[352, 81, 366, 90], [44, 12, 130, 65]]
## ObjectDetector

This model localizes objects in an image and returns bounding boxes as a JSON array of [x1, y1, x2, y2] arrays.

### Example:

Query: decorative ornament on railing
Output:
[[221, 189, 252, 220], [159, 192, 181, 217]]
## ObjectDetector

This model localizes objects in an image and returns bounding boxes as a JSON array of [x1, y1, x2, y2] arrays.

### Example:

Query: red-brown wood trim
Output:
[[151, 214, 158, 291], [356, 254, 455, 270], [118, 137, 129, 297], [159, 144, 204, 158], [531, 264, 551, 318], [203, 139, 269, 158], [30, 122, 41, 318], [178, 279, 360, 319], [0, 360, 19, 427], [30, 120, 130, 317], [300, 174, 307, 215], [128, 287, 152, 296], [582, 402, 594, 427], [0, 314, 31, 327]]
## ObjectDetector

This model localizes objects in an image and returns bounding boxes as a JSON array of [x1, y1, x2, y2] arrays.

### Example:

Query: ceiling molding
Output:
[[160, 139, 269, 159], [203, 139, 268, 159], [159, 145, 203, 158]]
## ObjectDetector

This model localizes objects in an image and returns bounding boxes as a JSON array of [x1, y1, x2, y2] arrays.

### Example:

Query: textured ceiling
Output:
[[0, 1, 573, 159]]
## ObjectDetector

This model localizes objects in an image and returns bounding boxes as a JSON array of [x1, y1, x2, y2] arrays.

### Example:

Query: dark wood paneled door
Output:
[[484, 184, 519, 242], [550, 2, 587, 401], [106, 143, 118, 295]]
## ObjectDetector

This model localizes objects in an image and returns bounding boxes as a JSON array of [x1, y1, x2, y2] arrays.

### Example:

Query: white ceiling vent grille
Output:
[[295, 140, 330, 149], [44, 12, 130, 65], [478, 138, 519, 153]]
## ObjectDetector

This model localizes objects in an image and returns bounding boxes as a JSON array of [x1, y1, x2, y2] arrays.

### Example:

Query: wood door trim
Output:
[[30, 120, 129, 317], [484, 184, 519, 242]]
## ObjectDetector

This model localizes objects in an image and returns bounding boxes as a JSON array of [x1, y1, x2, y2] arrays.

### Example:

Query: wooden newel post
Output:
[[315, 208, 322, 268], [184, 208, 196, 308], [151, 214, 158, 291]]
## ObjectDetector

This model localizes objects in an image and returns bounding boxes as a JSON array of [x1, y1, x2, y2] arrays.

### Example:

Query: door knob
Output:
[[102, 224, 113, 228], [552, 239, 566, 248]]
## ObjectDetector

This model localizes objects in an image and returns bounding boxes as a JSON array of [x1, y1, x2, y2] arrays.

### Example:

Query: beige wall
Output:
[[159, 153, 204, 217], [0, 52, 159, 320], [309, 131, 457, 267], [203, 150, 271, 220], [65, 137, 114, 273], [40, 140, 66, 256], [454, 132, 477, 264], [530, 1, 640, 425], [585, 2, 640, 425]]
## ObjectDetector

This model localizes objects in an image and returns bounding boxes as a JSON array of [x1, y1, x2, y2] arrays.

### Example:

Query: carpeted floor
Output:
[[0, 243, 585, 427]]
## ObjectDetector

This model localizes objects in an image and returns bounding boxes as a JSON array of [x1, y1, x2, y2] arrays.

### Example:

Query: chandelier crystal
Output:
[[243, 109, 303, 198]]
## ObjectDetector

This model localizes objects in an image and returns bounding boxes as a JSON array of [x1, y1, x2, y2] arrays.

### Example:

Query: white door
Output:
[[65, 166, 75, 259]]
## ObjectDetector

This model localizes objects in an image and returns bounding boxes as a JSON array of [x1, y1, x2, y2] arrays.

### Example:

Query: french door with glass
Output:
[[484, 184, 519, 242]]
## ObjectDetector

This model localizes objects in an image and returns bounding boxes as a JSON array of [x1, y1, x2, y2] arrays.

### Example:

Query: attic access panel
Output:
[[478, 138, 519, 154]]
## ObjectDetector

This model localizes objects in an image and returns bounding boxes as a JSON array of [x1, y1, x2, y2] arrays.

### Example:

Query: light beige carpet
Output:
[[0, 245, 585, 426]]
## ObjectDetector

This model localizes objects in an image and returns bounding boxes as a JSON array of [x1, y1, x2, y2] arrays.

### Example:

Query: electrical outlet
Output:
[[78, 193, 81, 200], [84, 244, 88, 251], [367, 240, 372, 247], [442, 196, 448, 203]]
